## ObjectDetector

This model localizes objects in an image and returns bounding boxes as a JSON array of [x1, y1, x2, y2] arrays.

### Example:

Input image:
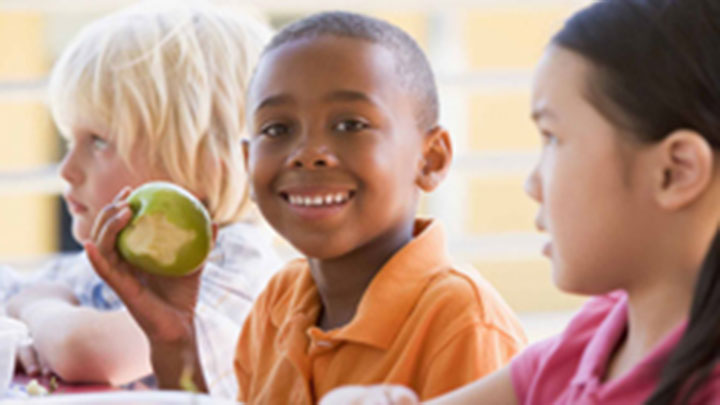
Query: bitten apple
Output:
[[116, 182, 212, 277]]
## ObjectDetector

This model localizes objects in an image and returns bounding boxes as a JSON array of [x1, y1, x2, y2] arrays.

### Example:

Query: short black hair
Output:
[[264, 11, 439, 131]]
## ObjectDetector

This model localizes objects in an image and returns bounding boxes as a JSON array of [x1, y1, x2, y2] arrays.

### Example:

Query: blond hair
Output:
[[48, 1, 271, 225]]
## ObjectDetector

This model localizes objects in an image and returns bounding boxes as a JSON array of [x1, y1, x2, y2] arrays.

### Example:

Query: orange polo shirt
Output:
[[234, 219, 527, 404]]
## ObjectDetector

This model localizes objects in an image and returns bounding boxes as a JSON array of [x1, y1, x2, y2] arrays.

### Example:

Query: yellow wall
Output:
[[0, 4, 590, 314], [475, 259, 586, 312], [0, 12, 57, 258]]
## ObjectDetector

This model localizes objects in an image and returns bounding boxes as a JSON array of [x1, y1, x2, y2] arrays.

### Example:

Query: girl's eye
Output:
[[260, 123, 290, 138], [540, 131, 557, 146], [91, 134, 109, 150], [334, 119, 369, 133]]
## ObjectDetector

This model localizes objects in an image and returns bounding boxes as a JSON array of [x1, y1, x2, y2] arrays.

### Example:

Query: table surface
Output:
[[12, 373, 119, 394], [6, 374, 239, 404]]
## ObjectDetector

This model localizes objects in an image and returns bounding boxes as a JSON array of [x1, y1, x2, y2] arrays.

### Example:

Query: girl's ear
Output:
[[653, 129, 714, 210], [416, 126, 453, 192]]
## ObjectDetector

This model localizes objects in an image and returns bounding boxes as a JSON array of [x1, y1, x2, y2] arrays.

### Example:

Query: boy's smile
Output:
[[245, 36, 429, 260]]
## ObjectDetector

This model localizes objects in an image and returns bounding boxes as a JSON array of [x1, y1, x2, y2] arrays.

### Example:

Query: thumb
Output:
[[85, 242, 111, 281]]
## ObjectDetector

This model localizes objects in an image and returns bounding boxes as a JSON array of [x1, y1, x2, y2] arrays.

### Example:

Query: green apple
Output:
[[116, 181, 212, 277]]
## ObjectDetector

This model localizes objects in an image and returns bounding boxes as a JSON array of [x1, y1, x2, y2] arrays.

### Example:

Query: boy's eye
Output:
[[260, 123, 290, 138], [334, 119, 369, 133], [91, 134, 109, 150]]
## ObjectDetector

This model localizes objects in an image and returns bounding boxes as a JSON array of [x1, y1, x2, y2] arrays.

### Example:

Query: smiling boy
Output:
[[86, 9, 526, 404], [236, 12, 527, 403]]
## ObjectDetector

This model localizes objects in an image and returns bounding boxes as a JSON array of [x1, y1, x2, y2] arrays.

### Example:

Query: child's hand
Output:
[[16, 342, 50, 377], [85, 187, 202, 342], [84, 187, 209, 390], [320, 385, 419, 405]]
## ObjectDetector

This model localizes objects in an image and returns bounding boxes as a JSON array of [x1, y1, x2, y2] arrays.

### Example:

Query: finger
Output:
[[39, 348, 52, 376], [16, 345, 40, 376], [95, 206, 133, 256], [112, 186, 133, 204], [389, 387, 419, 405], [86, 241, 133, 288], [90, 200, 130, 243], [319, 386, 371, 405]]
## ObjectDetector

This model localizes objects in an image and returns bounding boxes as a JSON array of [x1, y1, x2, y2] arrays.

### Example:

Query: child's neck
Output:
[[603, 276, 695, 382], [309, 220, 415, 331]]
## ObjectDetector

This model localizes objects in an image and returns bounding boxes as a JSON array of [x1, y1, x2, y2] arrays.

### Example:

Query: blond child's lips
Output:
[[64, 194, 88, 213]]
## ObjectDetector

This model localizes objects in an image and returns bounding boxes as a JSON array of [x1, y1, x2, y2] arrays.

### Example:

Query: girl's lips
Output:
[[542, 241, 553, 257]]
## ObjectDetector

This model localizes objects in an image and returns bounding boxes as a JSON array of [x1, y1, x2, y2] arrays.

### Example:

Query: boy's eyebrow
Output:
[[255, 94, 296, 112], [324, 90, 378, 106]]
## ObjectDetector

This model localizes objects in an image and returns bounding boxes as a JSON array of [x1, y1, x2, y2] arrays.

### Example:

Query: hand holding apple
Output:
[[84, 185, 211, 392]]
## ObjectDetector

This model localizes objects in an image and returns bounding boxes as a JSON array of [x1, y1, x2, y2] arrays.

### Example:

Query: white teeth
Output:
[[287, 192, 351, 207]]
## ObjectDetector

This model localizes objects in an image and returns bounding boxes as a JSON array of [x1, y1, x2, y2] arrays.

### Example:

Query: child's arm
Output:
[[424, 366, 517, 405], [84, 190, 208, 392], [319, 367, 517, 405], [10, 293, 152, 384]]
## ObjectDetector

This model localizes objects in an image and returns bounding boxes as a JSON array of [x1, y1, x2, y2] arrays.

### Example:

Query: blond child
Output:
[[3, 2, 280, 399]]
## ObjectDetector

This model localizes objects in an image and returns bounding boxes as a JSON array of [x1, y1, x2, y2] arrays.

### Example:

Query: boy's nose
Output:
[[288, 144, 339, 169]]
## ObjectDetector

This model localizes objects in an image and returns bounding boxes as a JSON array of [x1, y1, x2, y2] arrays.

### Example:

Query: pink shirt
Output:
[[511, 292, 720, 404]]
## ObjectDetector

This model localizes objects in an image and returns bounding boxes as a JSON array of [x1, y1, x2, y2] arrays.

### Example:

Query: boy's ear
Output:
[[241, 139, 257, 202], [242, 139, 251, 172], [416, 126, 453, 192], [653, 129, 714, 211]]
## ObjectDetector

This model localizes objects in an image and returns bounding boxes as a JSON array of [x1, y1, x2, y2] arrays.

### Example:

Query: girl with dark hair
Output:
[[321, 0, 720, 404]]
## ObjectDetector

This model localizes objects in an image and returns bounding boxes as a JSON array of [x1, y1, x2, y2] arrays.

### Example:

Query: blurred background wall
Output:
[[0, 0, 593, 340]]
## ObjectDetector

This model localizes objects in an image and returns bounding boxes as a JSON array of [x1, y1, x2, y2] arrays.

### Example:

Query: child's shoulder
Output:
[[414, 263, 526, 341]]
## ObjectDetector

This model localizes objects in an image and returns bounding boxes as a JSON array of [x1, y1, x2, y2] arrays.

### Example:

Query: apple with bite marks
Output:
[[116, 182, 212, 277]]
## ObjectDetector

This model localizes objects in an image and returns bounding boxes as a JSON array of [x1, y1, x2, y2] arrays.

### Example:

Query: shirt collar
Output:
[[325, 218, 450, 349], [270, 218, 451, 351], [572, 291, 688, 388]]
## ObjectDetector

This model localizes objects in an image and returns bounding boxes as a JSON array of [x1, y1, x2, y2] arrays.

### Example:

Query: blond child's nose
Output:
[[59, 148, 84, 185]]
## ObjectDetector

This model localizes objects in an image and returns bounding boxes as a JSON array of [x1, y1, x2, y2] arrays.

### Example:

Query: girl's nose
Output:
[[524, 163, 542, 203]]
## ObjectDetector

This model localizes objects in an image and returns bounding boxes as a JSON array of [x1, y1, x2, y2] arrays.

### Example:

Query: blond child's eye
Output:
[[91, 134, 109, 150], [335, 119, 369, 132]]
